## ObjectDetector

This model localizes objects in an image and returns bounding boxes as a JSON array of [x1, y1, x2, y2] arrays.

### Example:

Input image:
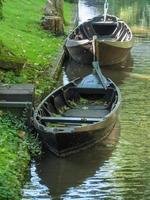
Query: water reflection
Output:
[[78, 0, 100, 23], [132, 36, 150, 70], [78, 0, 150, 35], [23, 124, 120, 200], [63, 53, 133, 85], [22, 161, 51, 200], [22, 122, 120, 199], [109, 0, 150, 29]]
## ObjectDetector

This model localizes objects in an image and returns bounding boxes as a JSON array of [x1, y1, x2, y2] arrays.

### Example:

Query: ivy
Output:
[[0, 112, 41, 199]]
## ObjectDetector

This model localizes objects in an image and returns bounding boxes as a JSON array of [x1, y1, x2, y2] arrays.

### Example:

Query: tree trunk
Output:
[[44, 0, 57, 16], [41, 16, 64, 35], [55, 0, 64, 22], [41, 0, 64, 34]]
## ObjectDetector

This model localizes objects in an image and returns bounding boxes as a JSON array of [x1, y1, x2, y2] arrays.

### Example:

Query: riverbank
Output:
[[0, 1, 75, 199]]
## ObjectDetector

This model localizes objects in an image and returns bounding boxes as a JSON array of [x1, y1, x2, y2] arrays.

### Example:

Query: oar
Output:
[[92, 36, 108, 90], [92, 61, 108, 89]]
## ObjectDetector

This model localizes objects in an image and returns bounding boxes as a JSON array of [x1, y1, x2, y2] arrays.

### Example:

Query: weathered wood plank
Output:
[[0, 84, 34, 102], [0, 84, 35, 127]]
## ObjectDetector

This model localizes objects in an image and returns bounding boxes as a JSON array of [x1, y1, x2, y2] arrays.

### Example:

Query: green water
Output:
[[22, 1, 150, 199]]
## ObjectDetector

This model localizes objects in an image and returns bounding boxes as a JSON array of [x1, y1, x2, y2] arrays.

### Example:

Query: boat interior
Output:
[[70, 16, 131, 42], [92, 22, 117, 36], [37, 84, 118, 127]]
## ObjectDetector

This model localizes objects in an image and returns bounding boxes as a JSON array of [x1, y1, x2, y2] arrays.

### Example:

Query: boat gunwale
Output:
[[96, 39, 133, 48]]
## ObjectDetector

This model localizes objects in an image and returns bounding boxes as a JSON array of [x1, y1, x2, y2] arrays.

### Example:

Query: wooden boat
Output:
[[33, 77, 121, 157], [65, 14, 133, 65]]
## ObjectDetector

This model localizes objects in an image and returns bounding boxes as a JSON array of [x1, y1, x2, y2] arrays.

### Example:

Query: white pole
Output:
[[104, 0, 109, 21]]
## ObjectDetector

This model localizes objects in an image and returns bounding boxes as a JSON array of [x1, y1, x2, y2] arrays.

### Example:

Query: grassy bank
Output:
[[0, 0, 75, 199], [0, 0, 74, 96]]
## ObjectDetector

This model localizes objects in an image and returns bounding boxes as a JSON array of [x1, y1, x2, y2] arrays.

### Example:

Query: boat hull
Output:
[[36, 112, 118, 157], [65, 42, 93, 64], [66, 39, 133, 65], [96, 40, 133, 65]]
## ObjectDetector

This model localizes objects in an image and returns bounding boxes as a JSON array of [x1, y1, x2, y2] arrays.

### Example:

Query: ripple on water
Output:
[[22, 161, 51, 200]]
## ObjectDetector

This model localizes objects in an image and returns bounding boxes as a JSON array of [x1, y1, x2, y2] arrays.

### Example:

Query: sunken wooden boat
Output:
[[65, 14, 133, 65], [33, 77, 121, 157]]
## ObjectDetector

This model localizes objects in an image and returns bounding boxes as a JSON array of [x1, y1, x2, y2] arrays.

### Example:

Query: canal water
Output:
[[22, 0, 150, 199]]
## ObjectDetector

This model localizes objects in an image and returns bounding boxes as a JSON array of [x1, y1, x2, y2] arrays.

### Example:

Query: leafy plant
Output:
[[0, 111, 41, 199]]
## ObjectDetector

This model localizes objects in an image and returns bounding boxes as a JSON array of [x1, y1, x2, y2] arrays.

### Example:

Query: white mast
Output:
[[104, 0, 109, 21]]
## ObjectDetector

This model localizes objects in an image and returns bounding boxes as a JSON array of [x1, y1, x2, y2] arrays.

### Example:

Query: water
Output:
[[22, 0, 150, 199]]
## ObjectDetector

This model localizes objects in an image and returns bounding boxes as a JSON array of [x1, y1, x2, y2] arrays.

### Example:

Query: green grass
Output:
[[0, 1, 75, 199], [64, 1, 76, 25], [0, 0, 75, 96]]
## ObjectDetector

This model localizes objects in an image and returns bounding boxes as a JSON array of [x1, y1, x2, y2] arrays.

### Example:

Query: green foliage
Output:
[[0, 112, 29, 200], [0, 111, 41, 200], [109, 0, 150, 33]]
